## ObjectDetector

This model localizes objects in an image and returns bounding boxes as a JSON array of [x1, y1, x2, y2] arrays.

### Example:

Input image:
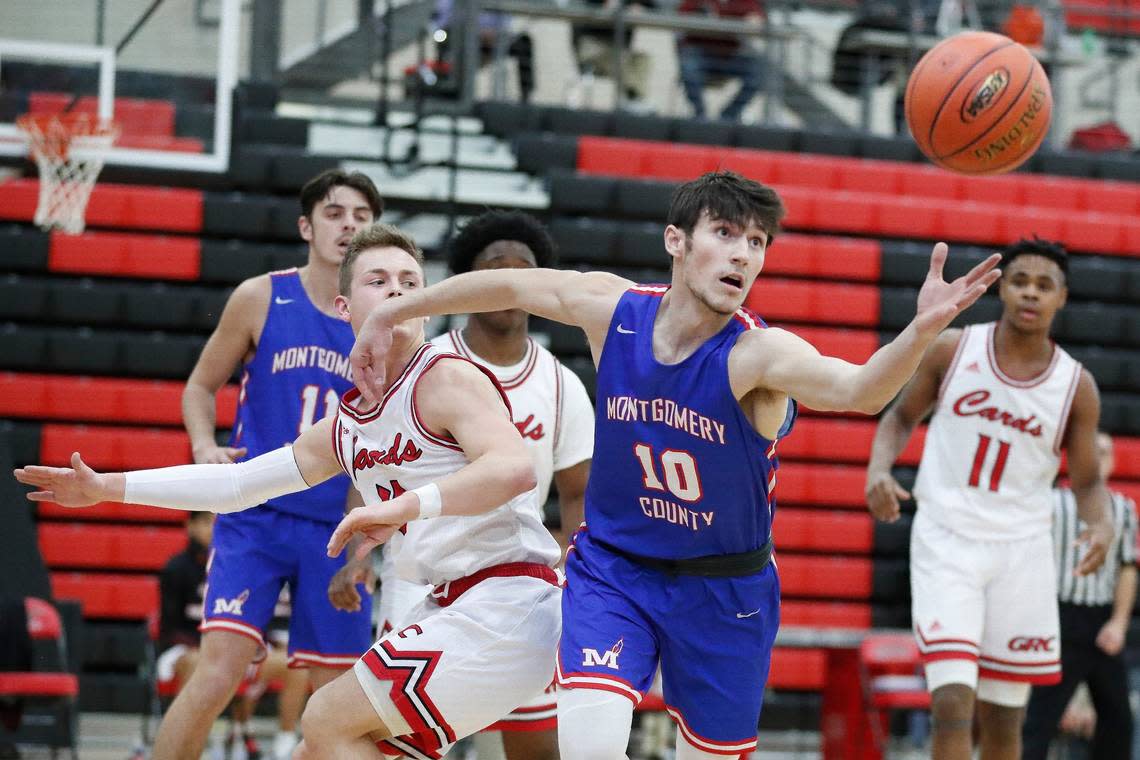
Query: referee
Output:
[[1024, 431, 1138, 760]]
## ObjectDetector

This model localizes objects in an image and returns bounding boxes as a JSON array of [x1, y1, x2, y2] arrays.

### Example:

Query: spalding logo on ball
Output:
[[905, 30, 1053, 175]]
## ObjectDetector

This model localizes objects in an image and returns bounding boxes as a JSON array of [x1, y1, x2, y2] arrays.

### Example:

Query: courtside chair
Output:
[[859, 632, 930, 755], [0, 597, 79, 759]]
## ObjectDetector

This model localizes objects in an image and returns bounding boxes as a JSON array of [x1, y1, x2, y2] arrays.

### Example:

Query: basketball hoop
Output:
[[16, 112, 118, 235]]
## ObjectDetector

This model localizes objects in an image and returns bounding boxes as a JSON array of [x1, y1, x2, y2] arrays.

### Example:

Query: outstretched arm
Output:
[[327, 359, 538, 560], [14, 416, 342, 513], [862, 331, 956, 522], [351, 269, 630, 403], [735, 244, 1000, 414]]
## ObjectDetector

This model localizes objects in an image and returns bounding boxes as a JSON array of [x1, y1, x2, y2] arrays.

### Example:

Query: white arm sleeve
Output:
[[122, 446, 310, 513]]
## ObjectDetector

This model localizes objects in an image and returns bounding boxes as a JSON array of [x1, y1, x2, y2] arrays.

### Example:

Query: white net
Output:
[[17, 113, 118, 235]]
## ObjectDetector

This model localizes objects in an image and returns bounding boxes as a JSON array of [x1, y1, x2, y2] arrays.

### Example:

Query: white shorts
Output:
[[354, 574, 562, 758], [910, 511, 1061, 697]]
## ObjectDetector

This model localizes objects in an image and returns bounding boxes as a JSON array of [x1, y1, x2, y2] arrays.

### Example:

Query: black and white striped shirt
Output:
[[1053, 489, 1138, 606]]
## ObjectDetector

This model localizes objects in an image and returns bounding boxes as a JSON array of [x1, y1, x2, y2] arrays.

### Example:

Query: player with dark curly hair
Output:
[[378, 210, 593, 760]]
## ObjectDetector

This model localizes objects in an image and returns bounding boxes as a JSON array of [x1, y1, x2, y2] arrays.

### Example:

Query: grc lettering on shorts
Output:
[[1007, 636, 1056, 653]]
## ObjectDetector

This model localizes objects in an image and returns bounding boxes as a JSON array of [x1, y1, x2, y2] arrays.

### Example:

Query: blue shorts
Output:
[[557, 530, 779, 755], [202, 508, 372, 669]]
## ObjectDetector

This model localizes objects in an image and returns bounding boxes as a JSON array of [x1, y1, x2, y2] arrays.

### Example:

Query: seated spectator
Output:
[[433, 0, 534, 103], [676, 0, 765, 121], [158, 513, 308, 760], [570, 0, 655, 111]]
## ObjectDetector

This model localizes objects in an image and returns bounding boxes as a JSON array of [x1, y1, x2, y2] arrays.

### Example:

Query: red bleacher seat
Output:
[[790, 327, 879, 364], [50, 231, 201, 280], [29, 93, 175, 138], [720, 149, 777, 183], [777, 509, 872, 554], [645, 144, 718, 180], [2, 374, 237, 426], [39, 524, 185, 572], [39, 423, 192, 470], [748, 280, 879, 327], [776, 463, 868, 508], [1004, 206, 1065, 242], [38, 500, 188, 524], [779, 555, 872, 599], [897, 165, 964, 201], [809, 191, 878, 235], [774, 186, 816, 229], [0, 179, 203, 232], [959, 173, 1027, 206], [772, 154, 842, 190], [837, 159, 903, 195], [778, 419, 926, 466], [1063, 213, 1124, 254], [761, 234, 880, 282], [770, 648, 827, 690], [877, 197, 943, 239], [578, 136, 648, 177], [783, 601, 872, 628], [51, 572, 159, 619], [1086, 180, 1140, 216]]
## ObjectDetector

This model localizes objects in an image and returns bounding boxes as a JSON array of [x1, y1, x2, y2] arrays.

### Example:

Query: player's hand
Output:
[[350, 309, 396, 407], [14, 452, 114, 508], [912, 244, 1002, 339], [192, 444, 248, 464], [865, 471, 910, 523], [327, 494, 418, 560], [1074, 519, 1113, 576], [328, 556, 377, 613], [1095, 618, 1126, 656]]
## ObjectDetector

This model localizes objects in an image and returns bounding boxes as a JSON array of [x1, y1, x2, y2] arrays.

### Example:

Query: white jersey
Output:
[[432, 329, 595, 510], [333, 343, 560, 586], [914, 322, 1082, 542]]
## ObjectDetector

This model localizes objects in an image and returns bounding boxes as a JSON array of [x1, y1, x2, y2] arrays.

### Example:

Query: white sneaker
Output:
[[273, 732, 299, 760]]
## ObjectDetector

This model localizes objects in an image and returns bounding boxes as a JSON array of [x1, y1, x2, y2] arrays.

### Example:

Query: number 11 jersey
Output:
[[914, 322, 1081, 542]]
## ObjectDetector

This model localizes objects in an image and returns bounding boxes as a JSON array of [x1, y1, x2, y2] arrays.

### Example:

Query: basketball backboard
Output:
[[0, 0, 241, 173]]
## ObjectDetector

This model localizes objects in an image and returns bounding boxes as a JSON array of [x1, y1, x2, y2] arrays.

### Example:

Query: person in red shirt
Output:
[[676, 0, 766, 120]]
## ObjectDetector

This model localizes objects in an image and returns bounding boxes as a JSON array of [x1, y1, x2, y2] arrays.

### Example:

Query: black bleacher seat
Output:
[[123, 284, 198, 331], [240, 112, 309, 146], [562, 355, 596, 400], [872, 515, 912, 556], [548, 170, 618, 215], [871, 559, 909, 601], [542, 320, 590, 357], [516, 133, 577, 174], [122, 333, 206, 378], [1069, 347, 1128, 392], [616, 179, 673, 220], [1035, 149, 1100, 178], [858, 134, 921, 162], [799, 130, 860, 158], [193, 289, 231, 331], [736, 124, 800, 152], [613, 113, 676, 142], [1095, 153, 1140, 181], [1056, 303, 1127, 347], [203, 192, 276, 238], [50, 279, 122, 326], [476, 101, 545, 138], [174, 103, 215, 142], [616, 222, 666, 268], [1102, 393, 1140, 435], [0, 323, 47, 371], [271, 152, 339, 192], [1068, 256, 1130, 301], [0, 225, 49, 271], [199, 240, 272, 283], [544, 106, 614, 137], [0, 274, 48, 321], [549, 217, 620, 264], [47, 327, 121, 374], [673, 119, 737, 148], [229, 148, 277, 188]]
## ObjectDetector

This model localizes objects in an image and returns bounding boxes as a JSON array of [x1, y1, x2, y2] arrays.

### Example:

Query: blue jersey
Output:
[[584, 286, 795, 559], [228, 269, 355, 523]]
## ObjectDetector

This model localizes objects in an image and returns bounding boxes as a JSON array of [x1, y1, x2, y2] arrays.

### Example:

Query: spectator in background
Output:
[[434, 0, 535, 102], [1023, 431, 1137, 760], [569, 0, 655, 111], [157, 513, 309, 760], [676, 0, 766, 121]]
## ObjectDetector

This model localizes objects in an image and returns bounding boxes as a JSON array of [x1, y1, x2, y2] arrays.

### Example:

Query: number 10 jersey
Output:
[[914, 322, 1081, 542]]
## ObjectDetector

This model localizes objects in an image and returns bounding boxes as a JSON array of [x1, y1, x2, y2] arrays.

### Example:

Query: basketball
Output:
[[904, 31, 1053, 175]]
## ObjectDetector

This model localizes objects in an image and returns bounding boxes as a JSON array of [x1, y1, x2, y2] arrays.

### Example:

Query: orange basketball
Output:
[[904, 31, 1053, 175]]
